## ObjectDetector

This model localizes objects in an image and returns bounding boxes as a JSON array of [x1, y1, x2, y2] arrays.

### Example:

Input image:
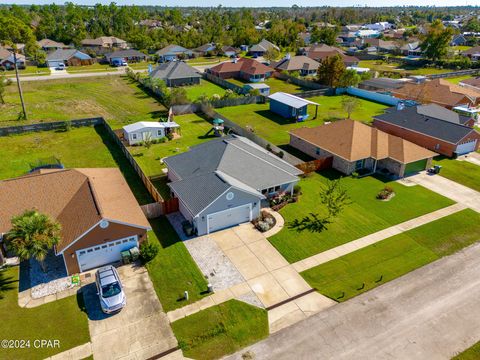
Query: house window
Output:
[[262, 189, 268, 194], [132, 133, 137, 140], [157, 130, 162, 136], [316, 147, 321, 155], [434, 144, 440, 150], [355, 159, 365, 170], [274, 185, 281, 192], [268, 187, 274, 193]]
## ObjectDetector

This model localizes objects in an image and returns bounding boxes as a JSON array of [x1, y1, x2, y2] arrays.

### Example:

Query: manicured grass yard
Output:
[[444, 75, 472, 85], [228, 77, 308, 94], [453, 341, 480, 360], [171, 299, 268, 360], [301, 209, 480, 302], [129, 112, 214, 177], [434, 156, 480, 192], [358, 60, 453, 76], [0, 126, 153, 204], [3, 66, 50, 77], [183, 79, 226, 102], [1, 76, 167, 128], [269, 170, 455, 263], [0, 266, 90, 360], [66, 62, 116, 73], [216, 95, 387, 146], [146, 217, 208, 312]]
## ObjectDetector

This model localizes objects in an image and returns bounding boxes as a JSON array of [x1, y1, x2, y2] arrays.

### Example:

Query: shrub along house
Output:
[[164, 135, 302, 235], [289, 119, 436, 177], [123, 121, 180, 145], [0, 168, 150, 275], [150, 61, 201, 86], [373, 104, 480, 157], [207, 58, 274, 82], [46, 49, 93, 68]]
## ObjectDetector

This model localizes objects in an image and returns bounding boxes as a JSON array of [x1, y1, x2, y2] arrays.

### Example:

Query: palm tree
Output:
[[5, 210, 61, 272]]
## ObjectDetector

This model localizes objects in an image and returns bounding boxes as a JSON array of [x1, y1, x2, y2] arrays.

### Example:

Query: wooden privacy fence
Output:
[[273, 72, 329, 90], [141, 203, 163, 219], [0, 117, 104, 136], [295, 157, 333, 174]]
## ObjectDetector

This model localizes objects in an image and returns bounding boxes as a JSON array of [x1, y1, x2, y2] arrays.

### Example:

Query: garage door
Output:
[[207, 204, 252, 234], [405, 159, 428, 174], [76, 236, 138, 272], [456, 140, 477, 155]]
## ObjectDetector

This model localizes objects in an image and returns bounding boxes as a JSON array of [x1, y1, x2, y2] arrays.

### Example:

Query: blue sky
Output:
[[5, 0, 480, 6]]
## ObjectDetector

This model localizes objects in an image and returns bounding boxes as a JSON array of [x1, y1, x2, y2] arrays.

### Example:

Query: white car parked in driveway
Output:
[[95, 265, 126, 314]]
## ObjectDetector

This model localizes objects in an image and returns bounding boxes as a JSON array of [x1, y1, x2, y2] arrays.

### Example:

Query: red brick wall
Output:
[[373, 119, 479, 157]]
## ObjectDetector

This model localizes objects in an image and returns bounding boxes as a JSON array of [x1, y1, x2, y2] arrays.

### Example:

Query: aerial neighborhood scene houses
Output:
[[0, 168, 150, 275], [164, 135, 302, 235], [4, 3, 480, 360]]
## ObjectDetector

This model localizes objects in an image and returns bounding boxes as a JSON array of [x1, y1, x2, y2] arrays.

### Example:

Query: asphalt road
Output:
[[226, 241, 480, 360]]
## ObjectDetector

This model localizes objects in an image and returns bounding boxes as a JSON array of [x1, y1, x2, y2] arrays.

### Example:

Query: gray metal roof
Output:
[[416, 104, 471, 125], [150, 61, 201, 81], [46, 49, 90, 61], [268, 92, 319, 109], [165, 135, 302, 216], [360, 77, 404, 90], [375, 106, 477, 144]]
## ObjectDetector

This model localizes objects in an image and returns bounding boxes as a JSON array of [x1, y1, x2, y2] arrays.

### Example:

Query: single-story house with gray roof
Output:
[[163, 135, 302, 235], [105, 49, 148, 64], [150, 61, 201, 87], [46, 49, 93, 67]]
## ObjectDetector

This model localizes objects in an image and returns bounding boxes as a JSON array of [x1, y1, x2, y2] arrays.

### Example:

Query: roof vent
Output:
[[396, 101, 405, 111]]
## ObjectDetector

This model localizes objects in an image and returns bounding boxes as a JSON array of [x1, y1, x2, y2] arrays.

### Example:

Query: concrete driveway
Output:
[[407, 172, 480, 212], [83, 264, 177, 360], [226, 242, 480, 360]]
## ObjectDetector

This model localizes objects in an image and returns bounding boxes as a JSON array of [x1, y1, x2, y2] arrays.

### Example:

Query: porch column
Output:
[[314, 105, 318, 119], [373, 159, 377, 172]]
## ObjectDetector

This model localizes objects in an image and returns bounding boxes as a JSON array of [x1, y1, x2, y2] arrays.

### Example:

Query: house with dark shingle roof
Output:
[[0, 168, 150, 274], [248, 39, 280, 57], [290, 119, 436, 177], [46, 49, 93, 67], [208, 58, 274, 82], [150, 61, 201, 87], [373, 104, 480, 157], [164, 135, 302, 235], [105, 49, 148, 64]]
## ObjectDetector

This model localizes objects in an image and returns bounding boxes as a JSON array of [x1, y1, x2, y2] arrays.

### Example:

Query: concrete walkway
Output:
[[225, 241, 480, 360], [44, 342, 92, 360], [406, 173, 480, 212], [458, 152, 480, 167], [292, 203, 467, 273]]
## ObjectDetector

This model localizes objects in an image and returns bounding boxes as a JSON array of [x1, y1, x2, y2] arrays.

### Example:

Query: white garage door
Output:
[[207, 204, 252, 234], [76, 236, 138, 272], [456, 140, 477, 155]]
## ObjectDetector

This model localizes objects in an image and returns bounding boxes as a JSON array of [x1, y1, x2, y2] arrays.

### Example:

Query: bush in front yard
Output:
[[140, 240, 159, 263]]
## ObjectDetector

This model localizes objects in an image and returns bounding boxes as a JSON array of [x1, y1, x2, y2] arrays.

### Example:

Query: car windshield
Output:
[[101, 282, 121, 298]]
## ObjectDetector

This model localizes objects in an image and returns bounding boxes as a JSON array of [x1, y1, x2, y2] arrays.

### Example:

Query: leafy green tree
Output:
[[264, 47, 281, 62], [5, 210, 62, 272], [338, 69, 361, 88], [168, 87, 189, 106], [316, 54, 346, 87], [341, 96, 361, 119], [311, 26, 338, 46], [420, 19, 455, 61]]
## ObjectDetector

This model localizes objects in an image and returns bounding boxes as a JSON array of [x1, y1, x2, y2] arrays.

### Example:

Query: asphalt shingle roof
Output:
[[150, 61, 201, 81], [375, 106, 477, 144], [164, 135, 302, 216]]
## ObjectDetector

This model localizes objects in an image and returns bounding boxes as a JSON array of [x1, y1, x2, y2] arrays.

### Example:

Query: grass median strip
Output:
[[301, 209, 480, 302], [145, 217, 209, 312], [171, 299, 268, 360]]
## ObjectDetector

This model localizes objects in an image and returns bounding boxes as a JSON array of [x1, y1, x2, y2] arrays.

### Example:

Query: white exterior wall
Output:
[[125, 127, 166, 145]]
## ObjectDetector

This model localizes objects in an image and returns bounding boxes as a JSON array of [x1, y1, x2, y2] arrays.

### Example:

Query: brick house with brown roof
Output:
[[289, 120, 436, 177], [0, 168, 150, 274], [207, 58, 274, 82], [391, 78, 480, 109]]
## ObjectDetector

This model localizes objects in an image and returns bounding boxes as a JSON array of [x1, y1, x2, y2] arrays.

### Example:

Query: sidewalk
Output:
[[292, 203, 466, 273]]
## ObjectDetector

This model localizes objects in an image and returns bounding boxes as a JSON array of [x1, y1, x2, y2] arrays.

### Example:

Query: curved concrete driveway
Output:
[[226, 242, 480, 360]]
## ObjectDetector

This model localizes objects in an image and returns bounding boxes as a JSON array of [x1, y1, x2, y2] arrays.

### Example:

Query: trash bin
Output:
[[121, 250, 131, 264], [129, 247, 140, 262]]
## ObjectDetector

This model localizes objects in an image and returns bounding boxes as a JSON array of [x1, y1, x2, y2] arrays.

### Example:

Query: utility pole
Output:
[[13, 50, 27, 120]]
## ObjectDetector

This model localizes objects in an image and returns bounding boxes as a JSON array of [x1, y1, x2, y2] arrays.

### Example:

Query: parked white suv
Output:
[[95, 265, 126, 314]]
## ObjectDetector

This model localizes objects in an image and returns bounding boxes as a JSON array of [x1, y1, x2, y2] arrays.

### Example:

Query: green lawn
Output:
[[183, 79, 226, 102], [453, 341, 480, 360], [1, 76, 167, 129], [129, 113, 214, 177], [358, 60, 453, 76], [444, 75, 472, 85], [0, 126, 153, 204], [228, 77, 308, 94], [127, 62, 156, 70], [145, 217, 208, 312], [66, 63, 117, 73], [0, 266, 90, 360], [186, 56, 229, 65], [269, 170, 455, 263], [301, 209, 480, 302], [216, 95, 387, 146], [3, 66, 51, 77], [434, 156, 480, 192], [171, 300, 268, 360]]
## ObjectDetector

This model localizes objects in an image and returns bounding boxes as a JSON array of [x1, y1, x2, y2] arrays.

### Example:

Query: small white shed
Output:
[[123, 121, 180, 145]]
